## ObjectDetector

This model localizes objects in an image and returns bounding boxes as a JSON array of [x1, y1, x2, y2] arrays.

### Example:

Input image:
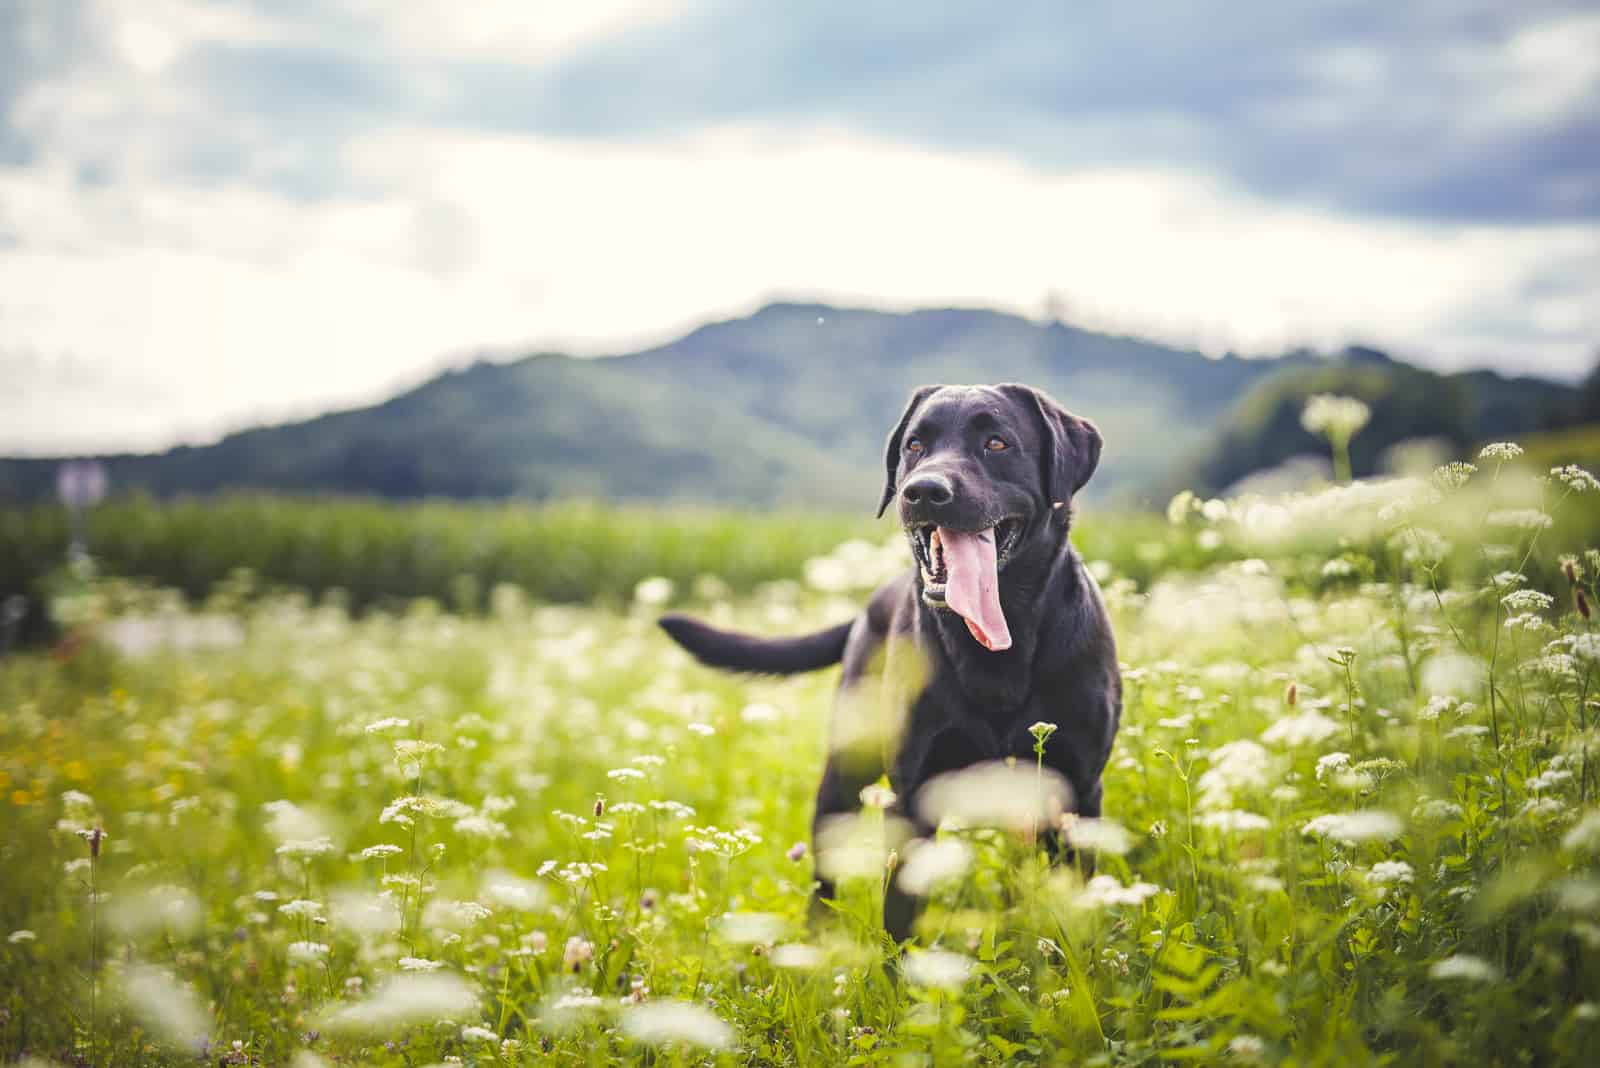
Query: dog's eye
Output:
[[984, 436, 1008, 452], [905, 437, 924, 454]]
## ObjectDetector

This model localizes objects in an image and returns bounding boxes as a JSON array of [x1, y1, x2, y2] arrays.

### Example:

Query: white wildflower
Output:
[[1196, 740, 1273, 809], [902, 949, 974, 991], [633, 577, 675, 606], [1261, 711, 1341, 748], [1551, 465, 1600, 493], [364, 718, 410, 734], [771, 942, 825, 971], [1367, 860, 1414, 885], [287, 941, 330, 963], [1486, 510, 1552, 531], [1228, 1033, 1266, 1061], [621, 1000, 734, 1050], [1478, 442, 1523, 461], [398, 957, 444, 971], [1428, 954, 1499, 982], [896, 838, 974, 895], [453, 815, 509, 839], [278, 899, 323, 920], [717, 912, 786, 945], [322, 972, 479, 1032], [1072, 873, 1164, 909], [914, 760, 1072, 832], [1502, 589, 1554, 613], [858, 783, 898, 810], [1197, 809, 1272, 833], [1301, 394, 1371, 440], [1563, 811, 1600, 853], [1066, 818, 1133, 855], [1302, 810, 1403, 844]]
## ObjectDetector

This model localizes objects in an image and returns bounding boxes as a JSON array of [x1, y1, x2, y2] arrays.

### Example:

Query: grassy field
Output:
[[3, 453, 1600, 1065], [0, 498, 1222, 640]]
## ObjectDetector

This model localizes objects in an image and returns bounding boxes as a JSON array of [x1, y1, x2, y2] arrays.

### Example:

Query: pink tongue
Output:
[[939, 527, 1011, 651]]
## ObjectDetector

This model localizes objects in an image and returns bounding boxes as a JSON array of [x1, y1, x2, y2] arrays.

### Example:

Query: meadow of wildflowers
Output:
[[4, 445, 1600, 1066]]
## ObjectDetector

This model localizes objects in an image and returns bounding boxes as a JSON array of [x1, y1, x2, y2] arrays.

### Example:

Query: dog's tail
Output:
[[658, 614, 852, 675]]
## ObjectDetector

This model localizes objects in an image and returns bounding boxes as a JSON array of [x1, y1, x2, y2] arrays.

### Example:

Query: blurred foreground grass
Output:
[[3, 454, 1600, 1065]]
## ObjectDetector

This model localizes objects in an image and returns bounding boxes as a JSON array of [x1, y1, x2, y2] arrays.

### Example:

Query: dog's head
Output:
[[876, 383, 1101, 651]]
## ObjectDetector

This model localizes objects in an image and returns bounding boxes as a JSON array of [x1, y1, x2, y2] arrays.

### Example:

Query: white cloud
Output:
[[343, 0, 687, 63], [2, 121, 1597, 453]]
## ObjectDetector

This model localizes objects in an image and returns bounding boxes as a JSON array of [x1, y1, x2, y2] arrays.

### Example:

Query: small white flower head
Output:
[[563, 936, 594, 972], [741, 702, 781, 723], [858, 783, 898, 810], [1478, 442, 1524, 461], [1486, 509, 1552, 531], [1432, 462, 1476, 489], [321, 972, 479, 1033], [8, 929, 37, 944], [287, 941, 330, 963], [1301, 394, 1371, 441], [620, 1000, 734, 1050], [398, 956, 444, 972], [482, 871, 545, 911], [633, 576, 675, 607], [1196, 740, 1273, 809], [1196, 810, 1272, 833], [1428, 954, 1500, 982], [686, 722, 716, 737], [607, 767, 646, 782], [1563, 810, 1600, 853], [1316, 752, 1352, 783], [717, 911, 786, 945], [392, 739, 444, 776], [1163, 488, 1202, 526], [361, 844, 404, 860], [278, 899, 324, 920], [1367, 860, 1414, 885], [1072, 874, 1164, 910], [119, 963, 209, 1050], [1551, 465, 1600, 493], [1227, 1033, 1266, 1061], [364, 718, 410, 734], [1412, 798, 1463, 823], [771, 943, 826, 971], [1066, 818, 1133, 856], [914, 760, 1073, 832], [896, 838, 974, 895], [461, 1025, 499, 1042], [902, 949, 974, 991], [1260, 711, 1341, 748], [1028, 721, 1059, 745], [1301, 810, 1403, 845], [276, 837, 336, 860], [452, 815, 509, 840]]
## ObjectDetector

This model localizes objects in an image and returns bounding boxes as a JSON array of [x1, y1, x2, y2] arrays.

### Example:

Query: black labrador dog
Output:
[[660, 383, 1121, 941]]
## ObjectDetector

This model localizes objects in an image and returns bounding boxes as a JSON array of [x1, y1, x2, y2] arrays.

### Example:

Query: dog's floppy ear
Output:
[[877, 385, 941, 518], [999, 383, 1102, 512]]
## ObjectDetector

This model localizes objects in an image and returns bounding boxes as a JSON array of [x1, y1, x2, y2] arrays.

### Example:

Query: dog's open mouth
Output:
[[909, 518, 1022, 651]]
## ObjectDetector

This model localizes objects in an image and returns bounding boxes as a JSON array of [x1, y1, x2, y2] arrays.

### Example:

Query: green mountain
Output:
[[1180, 349, 1583, 494], [0, 303, 1583, 509]]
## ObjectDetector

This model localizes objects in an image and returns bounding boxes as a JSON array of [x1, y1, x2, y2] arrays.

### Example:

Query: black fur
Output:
[[658, 615, 853, 675], [658, 383, 1121, 943]]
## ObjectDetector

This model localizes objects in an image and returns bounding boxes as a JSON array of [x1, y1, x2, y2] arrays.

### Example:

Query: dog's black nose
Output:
[[901, 473, 954, 507]]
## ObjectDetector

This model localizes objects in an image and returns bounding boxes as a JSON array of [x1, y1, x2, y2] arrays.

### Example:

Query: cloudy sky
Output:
[[4, 0, 1598, 454]]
